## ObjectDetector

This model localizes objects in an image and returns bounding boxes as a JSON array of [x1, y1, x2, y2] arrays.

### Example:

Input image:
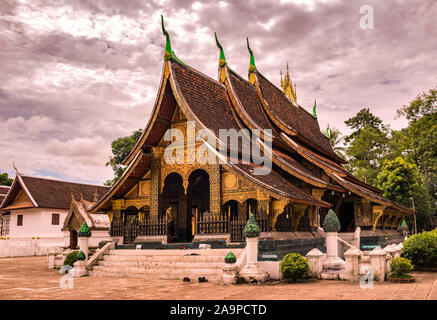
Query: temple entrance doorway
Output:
[[187, 169, 210, 243], [123, 206, 139, 244], [162, 172, 185, 242], [339, 201, 355, 232], [70, 229, 78, 249]]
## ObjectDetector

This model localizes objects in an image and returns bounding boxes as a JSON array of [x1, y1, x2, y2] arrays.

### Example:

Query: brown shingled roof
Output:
[[256, 72, 345, 163], [2, 175, 109, 210]]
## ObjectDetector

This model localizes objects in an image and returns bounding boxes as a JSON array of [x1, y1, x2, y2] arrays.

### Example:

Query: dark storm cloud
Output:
[[0, 0, 436, 183]]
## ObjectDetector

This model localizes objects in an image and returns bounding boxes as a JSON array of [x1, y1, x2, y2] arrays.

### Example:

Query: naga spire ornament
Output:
[[313, 99, 317, 118], [247, 38, 256, 73], [214, 32, 226, 67], [161, 15, 172, 61]]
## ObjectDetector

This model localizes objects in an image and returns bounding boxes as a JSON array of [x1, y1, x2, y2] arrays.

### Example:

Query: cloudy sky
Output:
[[0, 0, 436, 185]]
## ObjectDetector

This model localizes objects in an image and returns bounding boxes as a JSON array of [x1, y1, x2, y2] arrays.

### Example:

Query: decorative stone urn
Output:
[[77, 222, 91, 259], [239, 214, 269, 283]]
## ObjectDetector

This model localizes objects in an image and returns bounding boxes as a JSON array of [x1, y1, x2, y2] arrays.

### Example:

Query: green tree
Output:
[[344, 109, 389, 186], [104, 129, 143, 186], [0, 172, 13, 186], [328, 127, 346, 158], [377, 157, 432, 231], [396, 87, 436, 203], [344, 108, 388, 144]]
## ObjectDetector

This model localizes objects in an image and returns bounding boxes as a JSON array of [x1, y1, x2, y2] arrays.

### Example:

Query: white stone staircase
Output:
[[88, 248, 244, 283]]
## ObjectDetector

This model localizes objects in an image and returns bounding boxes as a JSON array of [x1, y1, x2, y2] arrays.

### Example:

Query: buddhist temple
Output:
[[89, 17, 414, 251]]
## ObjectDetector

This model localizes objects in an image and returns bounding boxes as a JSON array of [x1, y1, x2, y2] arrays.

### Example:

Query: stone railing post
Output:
[[344, 247, 363, 281], [306, 248, 325, 278], [239, 214, 269, 283], [78, 237, 89, 259], [369, 246, 386, 281]]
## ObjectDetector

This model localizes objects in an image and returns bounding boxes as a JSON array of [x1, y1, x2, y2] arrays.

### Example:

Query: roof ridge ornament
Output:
[[326, 124, 331, 138], [161, 15, 184, 65], [247, 38, 256, 73], [161, 15, 172, 61], [214, 32, 226, 67], [313, 99, 317, 118]]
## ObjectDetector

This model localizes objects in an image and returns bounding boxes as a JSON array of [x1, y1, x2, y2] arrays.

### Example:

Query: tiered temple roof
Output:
[[90, 19, 414, 217]]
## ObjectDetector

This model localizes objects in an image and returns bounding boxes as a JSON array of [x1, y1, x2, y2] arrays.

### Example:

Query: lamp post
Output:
[[410, 197, 417, 235]]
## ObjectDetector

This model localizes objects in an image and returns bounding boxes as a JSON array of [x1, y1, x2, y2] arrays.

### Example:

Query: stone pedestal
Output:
[[222, 264, 238, 284], [306, 248, 325, 278], [344, 247, 363, 281], [324, 232, 345, 266], [239, 237, 269, 283], [71, 261, 88, 278], [369, 246, 386, 281], [78, 237, 89, 259], [392, 244, 402, 258]]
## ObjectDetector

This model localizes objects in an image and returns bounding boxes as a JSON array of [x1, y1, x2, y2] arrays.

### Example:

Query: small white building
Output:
[[0, 173, 109, 256], [0, 185, 11, 236]]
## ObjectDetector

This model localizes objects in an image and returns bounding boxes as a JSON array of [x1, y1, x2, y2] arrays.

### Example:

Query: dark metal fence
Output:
[[196, 212, 229, 234], [230, 210, 270, 242], [138, 215, 167, 236]]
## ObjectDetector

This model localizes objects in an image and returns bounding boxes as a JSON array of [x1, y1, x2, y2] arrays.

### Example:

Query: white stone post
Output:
[[369, 246, 386, 281], [353, 227, 361, 249], [344, 247, 363, 281], [78, 237, 89, 259], [383, 245, 396, 274], [239, 237, 269, 283], [306, 248, 325, 278], [392, 244, 402, 258], [222, 264, 239, 285]]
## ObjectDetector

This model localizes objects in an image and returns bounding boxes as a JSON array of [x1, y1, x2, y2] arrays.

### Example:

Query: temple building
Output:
[[0, 172, 108, 253], [88, 18, 414, 251]]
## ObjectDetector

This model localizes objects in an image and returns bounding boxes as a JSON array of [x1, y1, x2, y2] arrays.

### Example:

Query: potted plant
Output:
[[222, 251, 238, 284], [387, 257, 415, 283]]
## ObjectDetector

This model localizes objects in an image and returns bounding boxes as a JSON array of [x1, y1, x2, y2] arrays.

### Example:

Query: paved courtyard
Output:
[[0, 256, 436, 300]]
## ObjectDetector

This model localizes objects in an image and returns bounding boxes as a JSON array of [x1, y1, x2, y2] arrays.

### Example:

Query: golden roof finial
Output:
[[281, 62, 297, 103]]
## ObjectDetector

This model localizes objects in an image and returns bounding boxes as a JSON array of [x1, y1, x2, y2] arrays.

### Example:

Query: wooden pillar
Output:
[[209, 164, 221, 216], [311, 189, 326, 230], [271, 200, 287, 231], [150, 147, 163, 218], [292, 204, 308, 231], [372, 205, 387, 231]]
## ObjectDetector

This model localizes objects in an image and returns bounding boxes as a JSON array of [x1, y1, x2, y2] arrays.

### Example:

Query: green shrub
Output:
[[224, 252, 236, 264], [391, 257, 414, 276], [280, 253, 309, 282], [402, 229, 437, 267], [323, 209, 341, 232], [76, 250, 86, 261], [63, 250, 79, 267]]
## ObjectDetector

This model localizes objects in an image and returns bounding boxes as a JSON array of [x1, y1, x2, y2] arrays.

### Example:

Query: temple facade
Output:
[[89, 19, 414, 249]]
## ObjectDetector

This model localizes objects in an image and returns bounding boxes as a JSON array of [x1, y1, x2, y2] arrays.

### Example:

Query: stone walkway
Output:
[[0, 256, 436, 300]]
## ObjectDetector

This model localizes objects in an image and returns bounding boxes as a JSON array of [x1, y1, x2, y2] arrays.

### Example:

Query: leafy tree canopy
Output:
[[104, 129, 143, 186], [344, 108, 388, 143], [377, 157, 432, 230], [0, 172, 13, 186]]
